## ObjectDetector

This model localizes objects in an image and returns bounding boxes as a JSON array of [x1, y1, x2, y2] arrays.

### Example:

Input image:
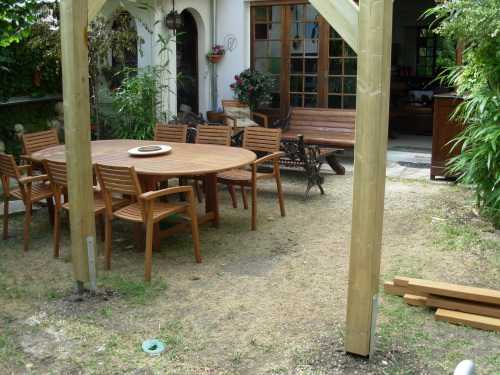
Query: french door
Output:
[[251, 2, 357, 111]]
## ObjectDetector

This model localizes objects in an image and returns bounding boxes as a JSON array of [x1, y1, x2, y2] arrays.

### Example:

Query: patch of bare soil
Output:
[[1, 167, 499, 374]]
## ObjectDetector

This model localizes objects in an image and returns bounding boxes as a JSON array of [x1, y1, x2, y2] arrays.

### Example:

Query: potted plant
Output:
[[206, 44, 226, 63], [229, 69, 277, 110]]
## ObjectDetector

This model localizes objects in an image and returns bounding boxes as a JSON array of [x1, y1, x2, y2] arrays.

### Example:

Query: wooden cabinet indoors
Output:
[[430, 94, 465, 180]]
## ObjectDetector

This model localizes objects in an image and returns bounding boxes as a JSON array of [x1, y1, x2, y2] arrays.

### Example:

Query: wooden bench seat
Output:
[[274, 106, 356, 175], [275, 106, 356, 148]]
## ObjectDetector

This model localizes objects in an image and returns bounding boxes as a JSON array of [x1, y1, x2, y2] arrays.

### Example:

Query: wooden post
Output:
[[60, 0, 97, 285], [344, 0, 393, 356], [309, 0, 359, 54]]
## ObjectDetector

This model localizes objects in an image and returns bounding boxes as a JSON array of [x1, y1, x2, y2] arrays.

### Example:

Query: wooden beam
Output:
[[436, 309, 500, 333], [344, 0, 393, 356], [408, 279, 500, 305], [88, 0, 106, 22], [309, 0, 359, 53], [60, 0, 97, 283]]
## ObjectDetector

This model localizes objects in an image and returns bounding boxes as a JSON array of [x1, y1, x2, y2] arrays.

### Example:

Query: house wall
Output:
[[98, 0, 251, 119]]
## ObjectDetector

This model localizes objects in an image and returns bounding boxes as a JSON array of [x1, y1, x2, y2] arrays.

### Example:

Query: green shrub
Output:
[[425, 0, 500, 226]]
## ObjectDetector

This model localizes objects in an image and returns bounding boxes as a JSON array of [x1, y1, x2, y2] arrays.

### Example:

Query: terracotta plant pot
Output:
[[209, 54, 223, 63], [206, 111, 222, 123]]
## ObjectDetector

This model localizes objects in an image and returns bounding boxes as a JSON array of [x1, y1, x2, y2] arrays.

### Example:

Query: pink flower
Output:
[[238, 80, 243, 84], [234, 75, 239, 80], [248, 87, 253, 91], [262, 98, 269, 102], [230, 84, 234, 88]]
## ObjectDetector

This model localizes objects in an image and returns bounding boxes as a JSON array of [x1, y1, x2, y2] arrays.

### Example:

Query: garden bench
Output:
[[274, 106, 356, 175]]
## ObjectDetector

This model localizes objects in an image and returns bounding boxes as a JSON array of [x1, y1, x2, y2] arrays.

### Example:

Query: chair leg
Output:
[[53, 210, 61, 258], [251, 185, 257, 231], [104, 216, 112, 271], [3, 197, 9, 240], [135, 223, 144, 253], [144, 218, 154, 282], [275, 172, 286, 217], [194, 180, 203, 203], [46, 197, 55, 226], [241, 186, 249, 210], [187, 190, 202, 263], [228, 185, 238, 208], [23, 202, 31, 251], [97, 214, 105, 242]]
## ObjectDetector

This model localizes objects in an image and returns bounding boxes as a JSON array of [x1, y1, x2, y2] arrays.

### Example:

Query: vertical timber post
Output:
[[60, 0, 98, 291], [345, 0, 393, 356]]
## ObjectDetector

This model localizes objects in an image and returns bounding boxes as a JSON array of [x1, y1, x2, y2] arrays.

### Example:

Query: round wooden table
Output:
[[31, 139, 257, 229]]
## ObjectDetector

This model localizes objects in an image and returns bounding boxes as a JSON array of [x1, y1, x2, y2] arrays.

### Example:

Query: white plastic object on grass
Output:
[[453, 360, 476, 375]]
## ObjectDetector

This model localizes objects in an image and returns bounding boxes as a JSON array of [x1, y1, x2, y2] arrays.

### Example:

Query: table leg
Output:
[[204, 173, 220, 228]]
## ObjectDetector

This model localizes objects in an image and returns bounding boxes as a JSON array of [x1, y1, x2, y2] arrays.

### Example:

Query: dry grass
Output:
[[0, 167, 499, 374]]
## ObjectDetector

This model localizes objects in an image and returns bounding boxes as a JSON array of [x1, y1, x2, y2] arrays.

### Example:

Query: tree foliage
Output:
[[0, 0, 38, 47], [424, 0, 500, 226]]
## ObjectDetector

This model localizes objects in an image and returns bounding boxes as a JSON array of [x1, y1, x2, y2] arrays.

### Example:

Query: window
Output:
[[251, 3, 357, 111], [416, 26, 436, 76]]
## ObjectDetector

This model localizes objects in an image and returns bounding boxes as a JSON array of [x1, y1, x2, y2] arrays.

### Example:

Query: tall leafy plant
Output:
[[26, 4, 146, 140], [424, 0, 500, 226], [109, 33, 178, 140]]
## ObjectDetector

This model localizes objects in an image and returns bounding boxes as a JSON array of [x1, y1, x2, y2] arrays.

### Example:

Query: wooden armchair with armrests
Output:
[[221, 99, 268, 133]]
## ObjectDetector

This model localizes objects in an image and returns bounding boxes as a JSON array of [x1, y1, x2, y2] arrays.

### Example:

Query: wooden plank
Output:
[[393, 276, 416, 287], [427, 295, 500, 319], [344, 0, 393, 356], [60, 0, 97, 282], [404, 294, 427, 307], [383, 281, 428, 297], [408, 279, 500, 306], [310, 0, 359, 53], [435, 309, 500, 333]]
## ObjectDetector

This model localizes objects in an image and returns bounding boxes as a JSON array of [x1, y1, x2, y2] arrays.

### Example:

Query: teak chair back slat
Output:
[[154, 123, 188, 143], [195, 124, 232, 146], [21, 129, 59, 164]]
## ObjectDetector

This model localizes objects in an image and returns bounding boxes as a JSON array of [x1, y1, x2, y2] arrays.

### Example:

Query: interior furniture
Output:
[[0, 153, 55, 251], [43, 158, 130, 258], [217, 127, 285, 230], [154, 123, 188, 143], [94, 163, 201, 282], [221, 99, 269, 133], [30, 139, 257, 235], [181, 124, 232, 202], [20, 129, 60, 166], [430, 93, 465, 180]]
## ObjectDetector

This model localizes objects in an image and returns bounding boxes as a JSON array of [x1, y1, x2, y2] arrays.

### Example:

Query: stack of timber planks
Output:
[[384, 276, 500, 332]]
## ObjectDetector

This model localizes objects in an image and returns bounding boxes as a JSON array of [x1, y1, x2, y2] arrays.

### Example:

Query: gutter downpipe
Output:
[[211, 0, 217, 111]]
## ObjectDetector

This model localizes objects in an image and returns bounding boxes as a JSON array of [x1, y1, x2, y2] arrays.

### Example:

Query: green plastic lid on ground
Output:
[[142, 339, 165, 355]]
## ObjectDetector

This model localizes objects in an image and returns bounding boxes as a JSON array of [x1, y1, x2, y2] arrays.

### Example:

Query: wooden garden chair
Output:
[[221, 99, 268, 133], [93, 163, 201, 282], [43, 159, 130, 259], [153, 123, 188, 143], [180, 124, 232, 202], [0, 153, 55, 251], [21, 129, 60, 166], [216, 127, 285, 230]]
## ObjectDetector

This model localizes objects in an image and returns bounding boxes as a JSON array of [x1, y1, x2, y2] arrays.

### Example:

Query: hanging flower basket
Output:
[[209, 54, 223, 63]]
